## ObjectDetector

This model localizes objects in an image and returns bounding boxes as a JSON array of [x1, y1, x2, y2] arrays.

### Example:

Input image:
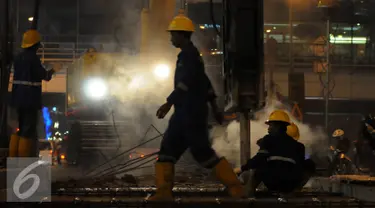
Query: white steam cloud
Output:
[[212, 100, 329, 167]]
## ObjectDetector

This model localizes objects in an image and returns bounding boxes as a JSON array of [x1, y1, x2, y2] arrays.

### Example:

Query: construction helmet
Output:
[[21, 29, 41, 48], [265, 110, 290, 124], [287, 123, 300, 140], [332, 129, 344, 138], [167, 13, 195, 32]]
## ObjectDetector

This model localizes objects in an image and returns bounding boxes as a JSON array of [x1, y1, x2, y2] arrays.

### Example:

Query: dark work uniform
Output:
[[158, 42, 219, 168], [242, 133, 306, 193], [335, 137, 350, 153], [11, 49, 54, 139]]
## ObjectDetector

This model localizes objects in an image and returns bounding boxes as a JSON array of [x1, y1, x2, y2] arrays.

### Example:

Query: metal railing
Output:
[[37, 42, 80, 64], [9, 40, 375, 74]]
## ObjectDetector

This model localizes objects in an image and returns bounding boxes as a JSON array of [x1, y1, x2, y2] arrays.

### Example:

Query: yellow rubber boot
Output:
[[213, 158, 245, 198], [18, 137, 36, 157], [148, 162, 174, 201], [9, 134, 20, 157]]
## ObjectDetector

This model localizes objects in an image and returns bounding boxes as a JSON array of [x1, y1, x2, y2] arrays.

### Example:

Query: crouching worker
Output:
[[233, 110, 309, 197]]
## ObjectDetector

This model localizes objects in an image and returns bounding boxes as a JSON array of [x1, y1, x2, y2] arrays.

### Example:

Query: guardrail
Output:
[[25, 41, 375, 73]]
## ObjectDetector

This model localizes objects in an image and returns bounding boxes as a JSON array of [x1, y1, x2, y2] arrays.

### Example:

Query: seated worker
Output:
[[234, 110, 306, 197]]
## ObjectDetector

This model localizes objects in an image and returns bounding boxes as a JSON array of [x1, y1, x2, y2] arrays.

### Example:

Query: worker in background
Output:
[[9, 29, 61, 158], [361, 115, 375, 175], [331, 129, 351, 154], [150, 12, 245, 201], [49, 107, 65, 165], [328, 129, 351, 174], [355, 116, 372, 169], [363, 115, 375, 152], [233, 110, 306, 198]]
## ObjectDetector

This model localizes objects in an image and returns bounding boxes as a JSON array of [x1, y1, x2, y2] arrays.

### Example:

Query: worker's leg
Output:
[[18, 108, 39, 157], [188, 123, 245, 198], [149, 115, 187, 201], [8, 134, 20, 157], [328, 154, 338, 176], [9, 108, 25, 157], [295, 159, 316, 191], [241, 170, 262, 197]]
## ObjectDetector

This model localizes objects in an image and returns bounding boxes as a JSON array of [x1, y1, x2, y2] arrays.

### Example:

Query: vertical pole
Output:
[[180, 0, 186, 10], [16, 0, 19, 33], [76, 0, 79, 55], [266, 38, 277, 105], [0, 0, 10, 150], [240, 112, 251, 165], [289, 0, 294, 73], [325, 18, 330, 137], [30, 0, 41, 30]]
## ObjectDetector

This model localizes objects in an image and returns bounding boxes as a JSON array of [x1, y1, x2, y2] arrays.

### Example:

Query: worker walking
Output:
[[234, 110, 307, 198], [9, 29, 60, 158], [150, 13, 245, 201]]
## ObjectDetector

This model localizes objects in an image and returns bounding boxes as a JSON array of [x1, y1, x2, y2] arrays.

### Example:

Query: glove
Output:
[[233, 167, 242, 175], [156, 102, 172, 119]]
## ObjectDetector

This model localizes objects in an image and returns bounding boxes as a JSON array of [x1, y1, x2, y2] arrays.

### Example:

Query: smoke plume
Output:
[[212, 100, 329, 167]]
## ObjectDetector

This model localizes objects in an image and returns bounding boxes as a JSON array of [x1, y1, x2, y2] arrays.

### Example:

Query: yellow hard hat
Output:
[[167, 14, 195, 32], [332, 129, 344, 137], [21, 29, 41, 48], [287, 123, 300, 140], [265, 110, 291, 124]]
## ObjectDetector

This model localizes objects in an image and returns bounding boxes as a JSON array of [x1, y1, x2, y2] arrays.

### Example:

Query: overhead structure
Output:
[[222, 0, 264, 163]]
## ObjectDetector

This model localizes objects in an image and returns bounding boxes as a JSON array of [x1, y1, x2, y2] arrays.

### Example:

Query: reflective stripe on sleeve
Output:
[[12, 80, 42, 86], [258, 150, 269, 154], [177, 82, 188, 91], [268, 156, 296, 164]]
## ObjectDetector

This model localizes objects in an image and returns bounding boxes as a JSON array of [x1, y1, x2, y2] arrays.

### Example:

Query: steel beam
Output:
[[1, 196, 372, 208]]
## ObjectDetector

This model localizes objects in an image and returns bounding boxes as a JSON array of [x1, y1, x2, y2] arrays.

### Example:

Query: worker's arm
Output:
[[33, 55, 56, 81], [167, 52, 200, 105], [240, 136, 270, 172]]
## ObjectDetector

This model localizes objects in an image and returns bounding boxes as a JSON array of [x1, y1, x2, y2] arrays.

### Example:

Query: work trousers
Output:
[[17, 107, 39, 139], [158, 112, 220, 168]]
